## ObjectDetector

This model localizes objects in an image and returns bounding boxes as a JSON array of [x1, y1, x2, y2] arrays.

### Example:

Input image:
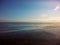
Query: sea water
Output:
[[0, 22, 53, 32]]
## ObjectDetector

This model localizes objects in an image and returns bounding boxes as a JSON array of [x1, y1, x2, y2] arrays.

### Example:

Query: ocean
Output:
[[1, 22, 60, 38], [0, 22, 53, 32]]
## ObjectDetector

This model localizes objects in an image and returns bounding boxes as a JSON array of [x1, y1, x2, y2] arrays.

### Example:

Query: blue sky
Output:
[[0, 0, 60, 22]]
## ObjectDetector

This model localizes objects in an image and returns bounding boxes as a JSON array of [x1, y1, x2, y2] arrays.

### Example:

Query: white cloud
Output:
[[54, 5, 60, 11]]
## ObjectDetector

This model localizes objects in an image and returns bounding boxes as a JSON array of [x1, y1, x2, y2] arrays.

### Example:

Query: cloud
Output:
[[54, 5, 60, 11]]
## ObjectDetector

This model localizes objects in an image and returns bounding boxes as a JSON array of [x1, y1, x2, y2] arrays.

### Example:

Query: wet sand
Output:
[[0, 29, 57, 45]]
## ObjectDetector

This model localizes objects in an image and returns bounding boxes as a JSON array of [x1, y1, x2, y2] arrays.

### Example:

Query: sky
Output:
[[0, 0, 60, 22]]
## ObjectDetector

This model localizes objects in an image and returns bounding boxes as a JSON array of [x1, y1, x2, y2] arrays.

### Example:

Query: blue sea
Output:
[[0, 22, 54, 32]]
